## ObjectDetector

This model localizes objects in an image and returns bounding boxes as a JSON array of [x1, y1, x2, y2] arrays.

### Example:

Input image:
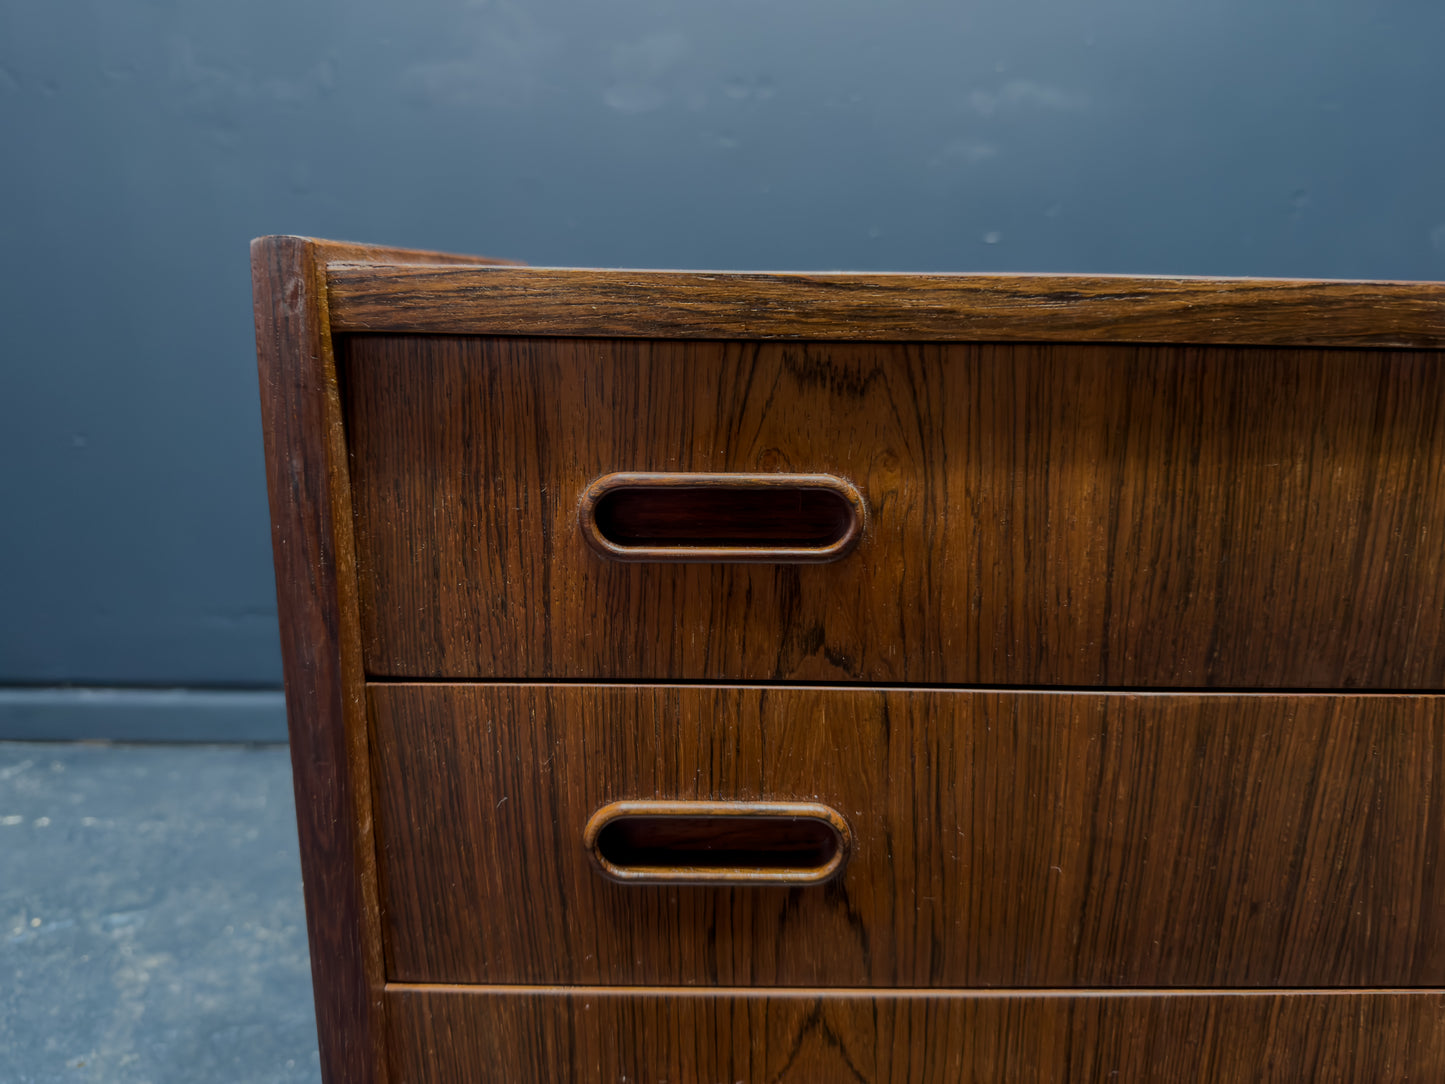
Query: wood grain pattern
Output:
[[344, 335, 1445, 687], [385, 986, 1445, 1083], [326, 264, 1445, 347], [369, 684, 1445, 988], [264, 244, 1445, 1078], [251, 239, 512, 1084], [253, 237, 525, 1083], [252, 237, 392, 1084]]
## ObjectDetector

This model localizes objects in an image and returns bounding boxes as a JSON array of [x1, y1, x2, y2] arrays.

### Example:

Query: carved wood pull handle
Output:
[[583, 800, 852, 885], [579, 472, 865, 563]]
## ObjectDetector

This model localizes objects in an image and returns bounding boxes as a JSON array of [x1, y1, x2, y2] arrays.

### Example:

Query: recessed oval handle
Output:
[[583, 800, 852, 885], [579, 472, 864, 563]]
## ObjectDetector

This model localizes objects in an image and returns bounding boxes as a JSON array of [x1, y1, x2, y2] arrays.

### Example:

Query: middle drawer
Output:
[[370, 683, 1444, 988]]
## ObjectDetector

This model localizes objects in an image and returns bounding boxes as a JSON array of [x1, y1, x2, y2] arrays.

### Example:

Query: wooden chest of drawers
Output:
[[253, 236, 1445, 1082]]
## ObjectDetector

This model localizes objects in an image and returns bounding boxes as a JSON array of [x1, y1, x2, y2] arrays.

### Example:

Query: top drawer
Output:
[[341, 334, 1445, 687]]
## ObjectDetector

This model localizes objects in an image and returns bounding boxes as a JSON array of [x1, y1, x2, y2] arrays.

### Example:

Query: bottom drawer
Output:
[[370, 685, 1444, 988], [386, 986, 1445, 1083]]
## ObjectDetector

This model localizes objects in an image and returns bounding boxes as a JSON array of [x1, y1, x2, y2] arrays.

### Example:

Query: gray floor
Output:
[[0, 742, 320, 1084]]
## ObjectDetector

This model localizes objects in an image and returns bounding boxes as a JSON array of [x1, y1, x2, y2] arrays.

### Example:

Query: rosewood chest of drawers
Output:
[[253, 236, 1445, 1082]]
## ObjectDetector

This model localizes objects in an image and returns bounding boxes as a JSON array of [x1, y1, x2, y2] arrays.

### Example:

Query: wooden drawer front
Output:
[[385, 987, 1445, 1084], [370, 684, 1445, 988], [343, 335, 1445, 687]]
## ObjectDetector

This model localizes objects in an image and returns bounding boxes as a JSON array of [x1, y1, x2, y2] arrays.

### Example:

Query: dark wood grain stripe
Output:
[[326, 264, 1445, 347]]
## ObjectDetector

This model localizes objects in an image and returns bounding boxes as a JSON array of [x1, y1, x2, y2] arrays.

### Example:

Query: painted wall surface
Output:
[[2, 1, 1443, 734]]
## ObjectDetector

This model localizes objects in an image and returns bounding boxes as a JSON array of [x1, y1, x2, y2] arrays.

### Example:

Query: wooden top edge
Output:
[[324, 262, 1445, 347], [251, 234, 520, 268], [328, 261, 1445, 287]]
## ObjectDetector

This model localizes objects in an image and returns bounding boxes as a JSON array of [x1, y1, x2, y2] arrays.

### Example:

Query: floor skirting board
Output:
[[0, 687, 287, 742]]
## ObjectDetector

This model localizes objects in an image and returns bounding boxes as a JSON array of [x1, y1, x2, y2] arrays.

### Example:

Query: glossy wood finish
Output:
[[584, 800, 850, 885], [369, 684, 1445, 988], [344, 335, 1445, 687], [385, 986, 1445, 1083], [580, 472, 865, 562], [253, 237, 516, 1084], [327, 264, 1445, 348], [259, 242, 1445, 1081]]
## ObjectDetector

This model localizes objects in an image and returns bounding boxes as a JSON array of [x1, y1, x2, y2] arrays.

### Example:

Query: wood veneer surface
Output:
[[385, 986, 1445, 1083], [258, 243, 1445, 1083], [344, 334, 1445, 687], [255, 238, 516, 1084], [327, 264, 1445, 348], [370, 684, 1445, 988]]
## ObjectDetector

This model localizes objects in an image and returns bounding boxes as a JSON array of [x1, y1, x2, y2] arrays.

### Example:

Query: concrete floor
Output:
[[0, 742, 320, 1084]]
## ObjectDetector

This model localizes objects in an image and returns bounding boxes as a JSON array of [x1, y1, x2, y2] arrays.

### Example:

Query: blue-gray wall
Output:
[[3, 0, 1444, 739]]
